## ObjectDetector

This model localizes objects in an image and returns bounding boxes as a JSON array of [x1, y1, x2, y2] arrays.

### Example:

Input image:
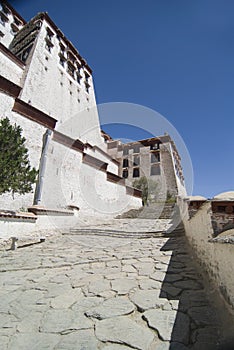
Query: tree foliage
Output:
[[0, 117, 38, 197], [133, 176, 158, 205]]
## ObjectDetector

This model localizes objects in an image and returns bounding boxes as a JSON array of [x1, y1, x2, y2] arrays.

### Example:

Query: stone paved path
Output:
[[0, 222, 233, 350]]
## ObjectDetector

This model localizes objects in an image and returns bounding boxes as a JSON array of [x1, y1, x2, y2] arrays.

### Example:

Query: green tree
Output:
[[133, 176, 158, 205], [0, 117, 38, 197]]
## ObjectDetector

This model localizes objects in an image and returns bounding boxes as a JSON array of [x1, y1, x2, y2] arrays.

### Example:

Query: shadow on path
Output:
[[159, 231, 234, 350]]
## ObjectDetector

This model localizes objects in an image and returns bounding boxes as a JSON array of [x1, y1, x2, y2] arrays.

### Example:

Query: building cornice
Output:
[[35, 12, 92, 75], [53, 130, 84, 152], [12, 98, 57, 129], [0, 75, 21, 97], [83, 153, 108, 172]]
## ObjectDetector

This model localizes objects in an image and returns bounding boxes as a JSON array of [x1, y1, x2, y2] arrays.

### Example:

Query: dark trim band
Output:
[[0, 75, 21, 97], [126, 186, 142, 198], [53, 131, 84, 152], [107, 172, 125, 186], [12, 98, 57, 129], [83, 153, 108, 172]]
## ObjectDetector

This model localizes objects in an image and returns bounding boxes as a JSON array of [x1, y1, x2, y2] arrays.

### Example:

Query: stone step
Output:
[[67, 229, 164, 239]]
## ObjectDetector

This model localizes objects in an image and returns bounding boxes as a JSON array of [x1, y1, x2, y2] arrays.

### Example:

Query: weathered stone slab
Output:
[[132, 262, 155, 275], [130, 289, 167, 311], [8, 333, 60, 350], [50, 288, 83, 309], [40, 309, 92, 333], [103, 345, 133, 350], [122, 265, 137, 273], [56, 329, 99, 350], [71, 296, 104, 312], [16, 311, 42, 333], [88, 279, 110, 294], [162, 283, 182, 297], [173, 280, 203, 290], [85, 297, 135, 319], [95, 316, 154, 350], [111, 278, 137, 295], [188, 306, 219, 326], [150, 271, 166, 282], [179, 290, 209, 312], [138, 278, 161, 290], [143, 309, 189, 344]]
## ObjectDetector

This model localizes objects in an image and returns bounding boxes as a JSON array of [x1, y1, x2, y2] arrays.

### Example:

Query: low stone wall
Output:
[[183, 201, 234, 308], [0, 209, 77, 249]]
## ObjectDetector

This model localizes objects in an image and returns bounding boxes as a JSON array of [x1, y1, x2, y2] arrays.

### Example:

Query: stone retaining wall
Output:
[[182, 201, 234, 309]]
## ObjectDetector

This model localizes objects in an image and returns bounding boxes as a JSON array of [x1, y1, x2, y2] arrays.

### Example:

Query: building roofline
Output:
[[115, 135, 172, 147], [35, 12, 92, 74], [1, 0, 27, 25]]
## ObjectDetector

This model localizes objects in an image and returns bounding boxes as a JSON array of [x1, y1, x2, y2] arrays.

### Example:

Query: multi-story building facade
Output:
[[0, 1, 142, 215], [106, 135, 186, 202]]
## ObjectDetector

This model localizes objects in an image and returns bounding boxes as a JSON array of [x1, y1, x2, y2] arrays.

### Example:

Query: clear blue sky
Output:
[[11, 0, 234, 198]]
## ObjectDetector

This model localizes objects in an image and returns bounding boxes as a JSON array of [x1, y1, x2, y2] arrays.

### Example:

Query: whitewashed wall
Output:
[[19, 19, 104, 146], [0, 92, 45, 210], [183, 202, 234, 308], [0, 51, 23, 85]]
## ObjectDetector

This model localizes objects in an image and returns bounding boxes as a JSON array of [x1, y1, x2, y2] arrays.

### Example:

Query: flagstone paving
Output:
[[0, 223, 233, 350]]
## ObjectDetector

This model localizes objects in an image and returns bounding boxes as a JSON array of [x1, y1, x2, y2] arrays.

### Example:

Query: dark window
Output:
[[133, 155, 140, 166], [217, 206, 226, 213], [85, 73, 90, 93], [76, 68, 82, 84], [122, 169, 128, 178], [133, 145, 140, 153], [67, 62, 75, 78], [133, 168, 140, 178], [150, 164, 161, 175], [59, 57, 65, 67], [123, 159, 128, 168], [150, 143, 160, 150], [123, 147, 129, 156], [151, 153, 160, 163]]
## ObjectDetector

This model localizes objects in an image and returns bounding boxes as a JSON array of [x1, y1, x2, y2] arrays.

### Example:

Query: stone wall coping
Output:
[[0, 211, 37, 220], [28, 206, 74, 216], [13, 98, 57, 130], [0, 75, 21, 97]]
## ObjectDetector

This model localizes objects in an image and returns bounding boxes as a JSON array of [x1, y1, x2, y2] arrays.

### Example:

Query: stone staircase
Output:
[[116, 203, 176, 220]]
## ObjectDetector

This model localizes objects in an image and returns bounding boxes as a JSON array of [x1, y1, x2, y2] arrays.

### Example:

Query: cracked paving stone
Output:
[[164, 274, 183, 283], [55, 329, 99, 350], [71, 296, 104, 313], [143, 309, 190, 344], [0, 313, 18, 328], [95, 316, 155, 350], [111, 278, 138, 295], [50, 288, 83, 309], [179, 290, 210, 312], [138, 278, 161, 290], [130, 289, 168, 312], [173, 280, 203, 290], [122, 265, 137, 273], [188, 306, 219, 327], [88, 279, 110, 294], [102, 344, 134, 350], [150, 271, 166, 282], [0, 335, 9, 349], [161, 283, 182, 297], [191, 327, 220, 345], [132, 262, 155, 275], [40, 309, 93, 333], [85, 296, 135, 319], [7, 333, 61, 350], [16, 311, 43, 333]]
